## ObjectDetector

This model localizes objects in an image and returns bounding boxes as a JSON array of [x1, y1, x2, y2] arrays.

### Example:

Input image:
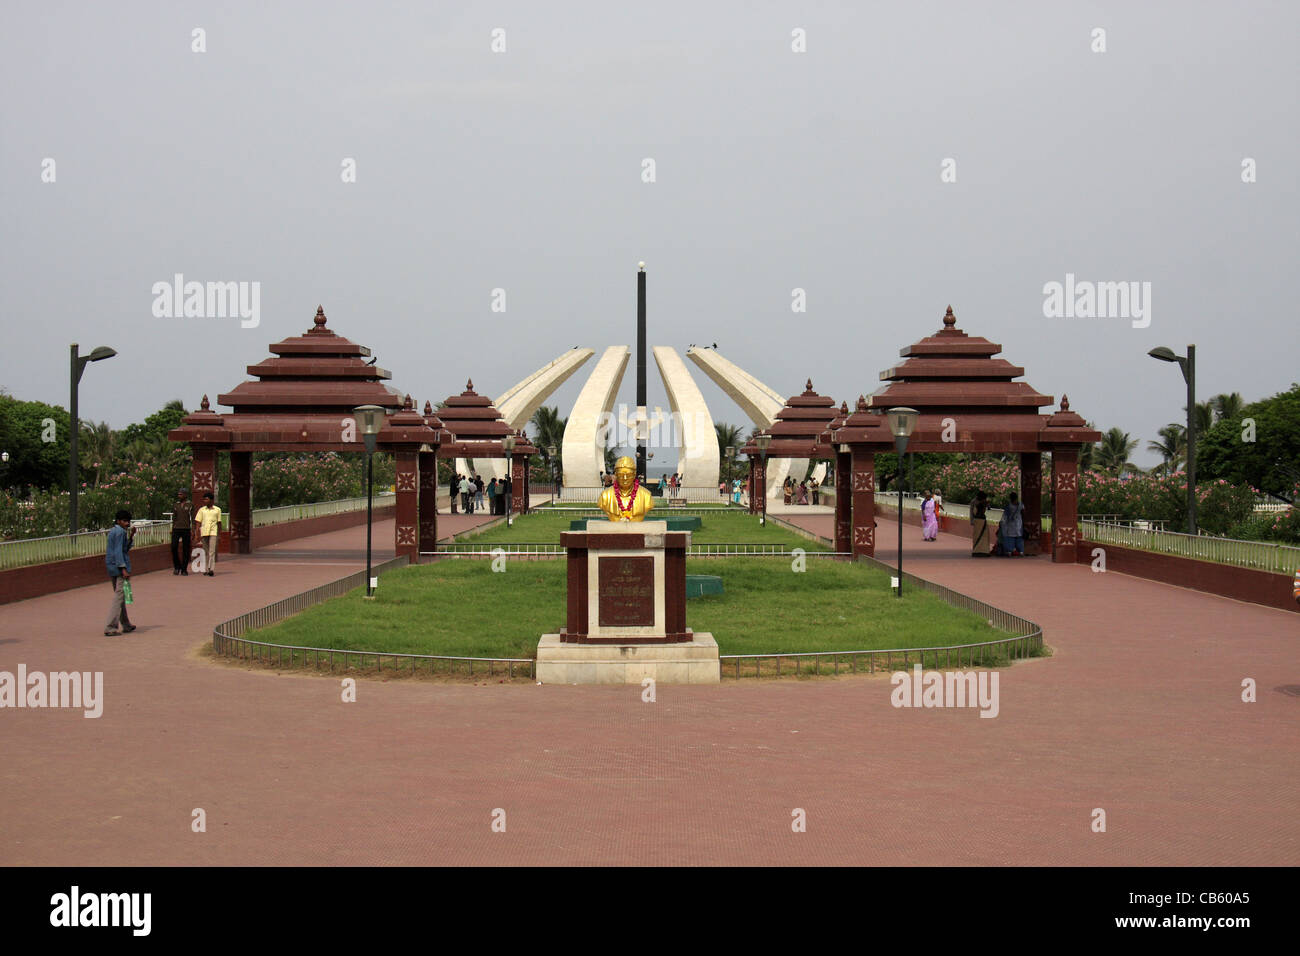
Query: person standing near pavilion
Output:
[[449, 472, 459, 514], [487, 477, 499, 515], [170, 488, 193, 575], [194, 492, 222, 576], [459, 473, 473, 513], [810, 477, 820, 506], [1001, 491, 1025, 556], [474, 474, 486, 512], [970, 490, 990, 557], [104, 510, 137, 636], [921, 490, 939, 541]]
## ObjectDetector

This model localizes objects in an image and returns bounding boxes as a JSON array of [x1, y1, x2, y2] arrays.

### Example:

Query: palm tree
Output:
[[79, 421, 116, 487], [529, 406, 567, 467], [1078, 421, 1098, 471], [1147, 423, 1186, 474], [1211, 392, 1245, 422], [1183, 401, 1214, 436], [1095, 427, 1141, 475], [715, 422, 744, 481]]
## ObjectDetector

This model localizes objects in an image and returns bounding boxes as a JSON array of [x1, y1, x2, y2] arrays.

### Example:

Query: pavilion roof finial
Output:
[[200, 394, 210, 410], [423, 400, 432, 416], [403, 394, 413, 410], [466, 378, 474, 392], [805, 378, 814, 391], [1061, 394, 1070, 411], [856, 395, 868, 411], [943, 305, 956, 328], [314, 306, 327, 328]]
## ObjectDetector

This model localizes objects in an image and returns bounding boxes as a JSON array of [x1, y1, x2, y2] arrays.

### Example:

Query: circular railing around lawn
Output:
[[211, 547, 1045, 681]]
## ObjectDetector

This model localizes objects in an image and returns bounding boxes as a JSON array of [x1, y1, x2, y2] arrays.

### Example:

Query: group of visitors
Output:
[[781, 476, 820, 506], [969, 490, 1026, 557], [105, 488, 223, 637], [449, 472, 512, 515]]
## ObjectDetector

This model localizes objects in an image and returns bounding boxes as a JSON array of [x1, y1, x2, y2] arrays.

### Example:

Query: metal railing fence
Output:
[[210, 555, 536, 679], [1080, 519, 1300, 574], [1, 494, 392, 571], [720, 550, 1044, 678], [425, 543, 843, 558]]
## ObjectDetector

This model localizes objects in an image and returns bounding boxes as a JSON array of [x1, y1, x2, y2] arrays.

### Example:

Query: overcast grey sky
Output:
[[3, 1, 1296, 468]]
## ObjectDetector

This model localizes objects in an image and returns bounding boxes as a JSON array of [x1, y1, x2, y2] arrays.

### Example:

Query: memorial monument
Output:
[[535, 269, 720, 684]]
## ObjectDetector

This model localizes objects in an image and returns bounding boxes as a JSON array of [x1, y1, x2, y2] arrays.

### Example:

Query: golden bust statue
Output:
[[598, 456, 655, 522]]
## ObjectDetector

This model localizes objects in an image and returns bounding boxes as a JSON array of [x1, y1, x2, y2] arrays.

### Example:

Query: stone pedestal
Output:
[[537, 520, 719, 683]]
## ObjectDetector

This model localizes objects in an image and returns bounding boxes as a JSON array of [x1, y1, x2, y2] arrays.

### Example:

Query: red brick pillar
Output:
[[1051, 447, 1079, 564], [747, 459, 757, 514], [418, 450, 438, 553], [511, 454, 526, 515], [394, 451, 418, 559], [850, 448, 876, 559], [523, 460, 531, 513], [1019, 451, 1042, 556], [229, 451, 252, 554], [190, 447, 217, 511], [834, 450, 851, 554]]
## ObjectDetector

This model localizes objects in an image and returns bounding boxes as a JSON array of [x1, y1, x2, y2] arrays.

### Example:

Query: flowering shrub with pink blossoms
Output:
[[0, 452, 395, 539]]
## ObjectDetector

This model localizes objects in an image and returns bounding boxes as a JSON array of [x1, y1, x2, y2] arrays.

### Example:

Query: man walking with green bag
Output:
[[104, 509, 137, 636]]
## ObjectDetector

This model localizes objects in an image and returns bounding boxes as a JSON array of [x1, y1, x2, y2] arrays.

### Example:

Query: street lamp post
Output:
[[68, 343, 117, 534], [502, 433, 516, 526], [886, 407, 919, 597], [355, 405, 384, 598], [1148, 345, 1197, 535], [547, 444, 558, 505], [754, 433, 772, 525], [725, 445, 735, 502]]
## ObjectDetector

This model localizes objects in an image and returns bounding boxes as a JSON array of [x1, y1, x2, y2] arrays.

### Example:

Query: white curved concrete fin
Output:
[[687, 347, 804, 498], [652, 346, 720, 490], [478, 348, 596, 480], [562, 346, 629, 488]]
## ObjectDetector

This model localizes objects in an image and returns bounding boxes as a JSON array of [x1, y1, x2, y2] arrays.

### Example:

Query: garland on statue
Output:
[[613, 479, 640, 514]]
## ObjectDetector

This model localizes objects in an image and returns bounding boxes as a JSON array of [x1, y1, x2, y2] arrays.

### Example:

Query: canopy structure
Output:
[[168, 306, 446, 558], [431, 380, 538, 514], [824, 307, 1101, 563], [739, 379, 838, 513]]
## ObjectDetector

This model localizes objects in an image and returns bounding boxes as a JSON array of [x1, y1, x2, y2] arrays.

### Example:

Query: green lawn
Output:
[[245, 556, 1010, 660], [458, 509, 828, 549]]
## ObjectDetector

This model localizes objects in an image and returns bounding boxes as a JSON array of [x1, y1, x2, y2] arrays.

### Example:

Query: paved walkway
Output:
[[0, 512, 1294, 865]]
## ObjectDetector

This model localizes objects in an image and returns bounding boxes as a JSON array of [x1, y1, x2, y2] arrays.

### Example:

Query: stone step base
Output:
[[536, 633, 719, 685]]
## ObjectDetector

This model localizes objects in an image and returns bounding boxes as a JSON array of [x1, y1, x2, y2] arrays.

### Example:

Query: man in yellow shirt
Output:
[[194, 492, 222, 576]]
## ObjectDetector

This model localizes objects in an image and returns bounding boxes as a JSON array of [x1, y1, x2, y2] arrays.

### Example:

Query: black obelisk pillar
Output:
[[636, 262, 647, 483]]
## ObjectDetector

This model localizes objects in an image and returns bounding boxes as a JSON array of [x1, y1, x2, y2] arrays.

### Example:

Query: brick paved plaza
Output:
[[1, 512, 1294, 866]]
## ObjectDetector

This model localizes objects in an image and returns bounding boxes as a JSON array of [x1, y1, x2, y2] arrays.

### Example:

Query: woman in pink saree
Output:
[[921, 490, 939, 541]]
